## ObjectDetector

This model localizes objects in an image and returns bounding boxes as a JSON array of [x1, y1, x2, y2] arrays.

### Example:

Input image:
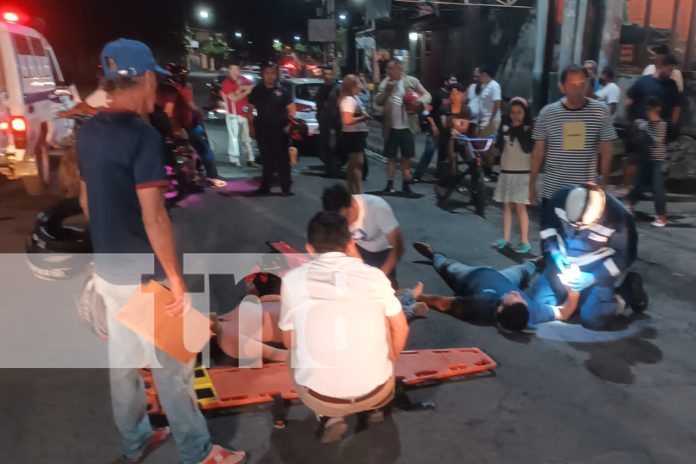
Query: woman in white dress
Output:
[[492, 97, 534, 254]]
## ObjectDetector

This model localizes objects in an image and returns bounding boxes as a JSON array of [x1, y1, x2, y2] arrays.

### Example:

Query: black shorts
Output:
[[383, 128, 415, 159], [341, 131, 367, 153]]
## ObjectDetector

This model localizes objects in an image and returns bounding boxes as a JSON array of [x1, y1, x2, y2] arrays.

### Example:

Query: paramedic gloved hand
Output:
[[551, 251, 570, 273], [567, 271, 596, 292]]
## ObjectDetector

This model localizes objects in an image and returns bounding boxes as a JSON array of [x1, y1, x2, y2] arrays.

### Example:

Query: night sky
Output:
[[15, 0, 330, 82]]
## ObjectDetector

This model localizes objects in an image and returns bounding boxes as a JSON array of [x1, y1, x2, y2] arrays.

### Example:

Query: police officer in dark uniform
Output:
[[248, 61, 296, 195]]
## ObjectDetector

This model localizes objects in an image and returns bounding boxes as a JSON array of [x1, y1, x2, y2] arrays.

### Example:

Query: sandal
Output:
[[125, 427, 171, 463], [208, 178, 228, 189], [491, 239, 510, 250], [514, 243, 533, 254]]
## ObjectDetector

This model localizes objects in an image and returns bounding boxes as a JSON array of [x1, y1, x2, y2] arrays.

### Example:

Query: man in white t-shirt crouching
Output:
[[322, 184, 404, 288], [279, 212, 409, 443]]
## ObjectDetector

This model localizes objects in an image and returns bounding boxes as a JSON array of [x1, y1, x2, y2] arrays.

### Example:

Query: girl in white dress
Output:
[[492, 97, 534, 254]]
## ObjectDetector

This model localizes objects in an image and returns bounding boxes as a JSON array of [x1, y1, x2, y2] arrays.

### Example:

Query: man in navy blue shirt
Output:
[[620, 54, 682, 194], [248, 61, 297, 195], [411, 242, 561, 332], [77, 39, 246, 464]]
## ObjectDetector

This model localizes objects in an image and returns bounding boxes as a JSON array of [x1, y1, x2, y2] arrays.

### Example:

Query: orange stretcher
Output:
[[143, 348, 496, 417], [266, 240, 310, 268]]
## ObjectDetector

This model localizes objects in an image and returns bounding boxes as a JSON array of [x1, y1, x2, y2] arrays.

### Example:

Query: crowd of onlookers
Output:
[[71, 35, 682, 463]]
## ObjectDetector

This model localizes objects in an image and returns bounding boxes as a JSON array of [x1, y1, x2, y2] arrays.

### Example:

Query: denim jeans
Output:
[[628, 160, 666, 216], [95, 275, 212, 464], [525, 268, 618, 330], [413, 134, 437, 180], [187, 125, 219, 180], [432, 254, 537, 295]]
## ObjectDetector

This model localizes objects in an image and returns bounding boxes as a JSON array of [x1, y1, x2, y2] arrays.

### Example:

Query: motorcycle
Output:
[[434, 129, 493, 218], [164, 138, 206, 204]]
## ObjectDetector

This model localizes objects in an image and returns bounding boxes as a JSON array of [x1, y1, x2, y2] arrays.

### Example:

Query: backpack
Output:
[[626, 121, 653, 161]]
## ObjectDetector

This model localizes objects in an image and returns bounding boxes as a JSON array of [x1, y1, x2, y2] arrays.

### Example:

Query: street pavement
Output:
[[1, 77, 696, 463]]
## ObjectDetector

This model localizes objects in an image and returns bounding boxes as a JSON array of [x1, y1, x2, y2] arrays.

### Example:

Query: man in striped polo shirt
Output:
[[529, 64, 617, 207]]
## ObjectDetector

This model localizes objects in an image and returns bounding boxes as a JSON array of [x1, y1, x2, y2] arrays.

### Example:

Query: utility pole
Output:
[[598, 0, 625, 72], [322, 0, 336, 71], [532, 0, 550, 114]]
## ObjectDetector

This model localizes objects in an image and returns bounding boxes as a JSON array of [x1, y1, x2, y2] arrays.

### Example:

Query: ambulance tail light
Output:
[[3, 12, 19, 23], [11, 116, 27, 149]]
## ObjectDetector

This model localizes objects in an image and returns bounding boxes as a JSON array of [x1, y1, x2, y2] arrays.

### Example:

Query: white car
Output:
[[281, 77, 323, 137], [0, 12, 73, 195]]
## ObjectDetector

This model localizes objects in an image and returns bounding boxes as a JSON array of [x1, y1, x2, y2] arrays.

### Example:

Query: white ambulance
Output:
[[0, 11, 73, 195]]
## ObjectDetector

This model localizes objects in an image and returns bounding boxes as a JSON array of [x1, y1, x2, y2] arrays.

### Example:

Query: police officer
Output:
[[526, 184, 648, 330], [248, 61, 297, 196]]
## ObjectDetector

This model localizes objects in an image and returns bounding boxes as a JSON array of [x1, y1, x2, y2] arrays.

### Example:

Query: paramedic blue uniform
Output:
[[527, 186, 638, 329]]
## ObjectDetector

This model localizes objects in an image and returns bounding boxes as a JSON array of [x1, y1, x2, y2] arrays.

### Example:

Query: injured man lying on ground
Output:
[[412, 212, 648, 333]]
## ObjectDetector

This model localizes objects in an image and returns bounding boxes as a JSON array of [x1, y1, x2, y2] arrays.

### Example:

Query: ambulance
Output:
[[0, 11, 73, 195]]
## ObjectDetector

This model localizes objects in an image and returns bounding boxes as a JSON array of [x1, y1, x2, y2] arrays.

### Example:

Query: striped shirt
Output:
[[533, 98, 617, 199], [646, 120, 668, 161]]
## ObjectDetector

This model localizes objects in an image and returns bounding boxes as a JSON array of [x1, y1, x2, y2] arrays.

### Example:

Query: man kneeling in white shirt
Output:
[[279, 212, 410, 443]]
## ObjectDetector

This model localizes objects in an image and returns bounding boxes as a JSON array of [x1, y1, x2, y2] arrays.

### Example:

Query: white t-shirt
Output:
[[596, 82, 621, 122], [350, 194, 399, 253], [642, 65, 684, 92], [340, 96, 367, 133], [390, 79, 408, 130], [467, 83, 481, 124], [279, 252, 401, 398], [479, 80, 502, 126]]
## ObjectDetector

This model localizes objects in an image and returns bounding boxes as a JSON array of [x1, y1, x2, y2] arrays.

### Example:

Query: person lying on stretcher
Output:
[[211, 279, 429, 364]]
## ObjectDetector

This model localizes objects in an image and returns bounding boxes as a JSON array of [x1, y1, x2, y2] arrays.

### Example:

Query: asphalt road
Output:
[[1, 75, 696, 463]]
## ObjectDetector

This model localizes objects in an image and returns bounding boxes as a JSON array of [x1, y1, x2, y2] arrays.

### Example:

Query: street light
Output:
[[273, 39, 281, 44], [409, 32, 418, 41], [294, 35, 301, 42], [338, 13, 347, 21], [198, 9, 210, 20], [235, 31, 243, 39]]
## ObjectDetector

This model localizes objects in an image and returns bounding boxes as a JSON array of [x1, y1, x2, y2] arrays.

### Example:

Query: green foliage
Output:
[[201, 39, 232, 59]]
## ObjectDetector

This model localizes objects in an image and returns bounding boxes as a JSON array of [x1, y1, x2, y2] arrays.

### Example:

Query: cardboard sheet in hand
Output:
[[116, 280, 212, 364]]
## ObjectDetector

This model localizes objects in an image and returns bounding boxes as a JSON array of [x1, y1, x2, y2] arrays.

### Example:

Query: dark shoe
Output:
[[247, 161, 259, 168], [254, 187, 271, 195], [402, 182, 414, 194], [412, 242, 435, 261], [320, 417, 348, 444], [281, 191, 294, 197], [618, 271, 648, 313], [383, 181, 395, 194], [411, 177, 421, 184]]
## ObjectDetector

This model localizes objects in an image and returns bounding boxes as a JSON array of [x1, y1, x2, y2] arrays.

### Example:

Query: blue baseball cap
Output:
[[101, 38, 171, 78]]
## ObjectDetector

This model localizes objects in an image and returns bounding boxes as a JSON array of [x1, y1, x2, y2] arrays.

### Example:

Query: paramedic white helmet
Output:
[[565, 184, 607, 228]]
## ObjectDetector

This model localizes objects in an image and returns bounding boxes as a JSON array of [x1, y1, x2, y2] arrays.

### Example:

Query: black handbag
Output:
[[626, 121, 653, 161]]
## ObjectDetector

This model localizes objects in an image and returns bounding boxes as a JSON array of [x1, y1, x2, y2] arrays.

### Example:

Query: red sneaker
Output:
[[198, 445, 248, 464], [651, 216, 668, 227]]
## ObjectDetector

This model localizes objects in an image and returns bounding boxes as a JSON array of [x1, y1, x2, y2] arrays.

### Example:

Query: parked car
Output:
[[0, 11, 73, 195], [280, 78, 323, 155]]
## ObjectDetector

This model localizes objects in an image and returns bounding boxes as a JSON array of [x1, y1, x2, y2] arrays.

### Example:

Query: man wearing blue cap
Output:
[[77, 39, 247, 464]]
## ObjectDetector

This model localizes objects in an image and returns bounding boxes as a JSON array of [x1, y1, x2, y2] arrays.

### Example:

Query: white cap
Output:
[[565, 186, 606, 227]]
